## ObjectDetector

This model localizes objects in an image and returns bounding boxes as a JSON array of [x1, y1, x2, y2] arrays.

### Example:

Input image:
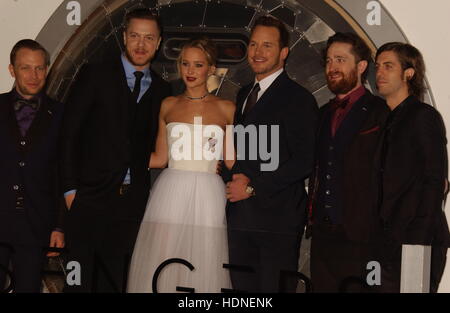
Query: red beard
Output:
[[327, 67, 358, 95]]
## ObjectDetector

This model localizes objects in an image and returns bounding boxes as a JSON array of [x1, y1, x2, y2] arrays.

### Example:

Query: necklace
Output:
[[185, 92, 209, 100]]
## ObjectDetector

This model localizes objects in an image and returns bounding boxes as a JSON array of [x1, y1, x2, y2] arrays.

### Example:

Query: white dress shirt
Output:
[[241, 68, 284, 114]]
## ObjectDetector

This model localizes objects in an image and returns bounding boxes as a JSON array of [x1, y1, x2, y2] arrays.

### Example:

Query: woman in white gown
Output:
[[127, 38, 235, 293]]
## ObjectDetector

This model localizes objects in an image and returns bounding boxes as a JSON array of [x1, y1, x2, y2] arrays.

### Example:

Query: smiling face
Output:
[[325, 42, 367, 97], [9, 48, 47, 99], [123, 18, 161, 71], [179, 47, 215, 89], [247, 25, 289, 81], [375, 50, 412, 100]]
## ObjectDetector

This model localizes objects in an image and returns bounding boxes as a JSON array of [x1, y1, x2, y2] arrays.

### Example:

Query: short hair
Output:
[[376, 42, 426, 101], [251, 16, 290, 49], [10, 39, 50, 66], [177, 37, 218, 70], [324, 32, 372, 82], [124, 8, 163, 36]]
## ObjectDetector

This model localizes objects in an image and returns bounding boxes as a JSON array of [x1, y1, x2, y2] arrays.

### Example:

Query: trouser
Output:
[[0, 242, 45, 293], [64, 188, 144, 293], [227, 228, 302, 293], [310, 223, 377, 293]]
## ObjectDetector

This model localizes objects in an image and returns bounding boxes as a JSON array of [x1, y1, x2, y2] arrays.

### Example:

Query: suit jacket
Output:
[[376, 96, 450, 246], [308, 90, 390, 243], [61, 55, 171, 217], [0, 91, 64, 245], [223, 71, 319, 234]]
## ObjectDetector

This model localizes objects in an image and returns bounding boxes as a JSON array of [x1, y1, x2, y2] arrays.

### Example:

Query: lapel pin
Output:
[[48, 110, 53, 115]]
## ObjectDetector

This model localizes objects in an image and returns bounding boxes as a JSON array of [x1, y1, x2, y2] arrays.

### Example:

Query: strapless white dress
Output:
[[127, 122, 231, 293]]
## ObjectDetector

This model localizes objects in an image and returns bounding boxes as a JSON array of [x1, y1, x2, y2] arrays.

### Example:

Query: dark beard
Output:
[[327, 67, 358, 95]]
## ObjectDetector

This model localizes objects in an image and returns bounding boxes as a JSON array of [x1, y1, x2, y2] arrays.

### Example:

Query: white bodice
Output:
[[166, 122, 224, 174]]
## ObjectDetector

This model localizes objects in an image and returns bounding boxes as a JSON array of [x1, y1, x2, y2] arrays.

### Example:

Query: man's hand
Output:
[[226, 174, 251, 202], [47, 231, 65, 257], [65, 193, 76, 210], [216, 161, 223, 175]]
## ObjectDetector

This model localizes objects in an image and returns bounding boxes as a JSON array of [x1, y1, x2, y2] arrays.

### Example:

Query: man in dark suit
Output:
[[223, 16, 318, 293], [0, 40, 65, 293], [375, 42, 450, 292], [307, 33, 390, 292], [62, 9, 171, 292]]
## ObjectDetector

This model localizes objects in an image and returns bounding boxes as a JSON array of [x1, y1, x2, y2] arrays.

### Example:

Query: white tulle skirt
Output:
[[127, 168, 231, 293]]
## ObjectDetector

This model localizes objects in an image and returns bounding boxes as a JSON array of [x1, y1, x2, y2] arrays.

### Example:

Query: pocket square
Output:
[[359, 125, 380, 135]]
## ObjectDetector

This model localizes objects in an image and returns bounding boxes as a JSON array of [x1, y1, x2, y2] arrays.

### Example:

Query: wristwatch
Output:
[[245, 184, 256, 196]]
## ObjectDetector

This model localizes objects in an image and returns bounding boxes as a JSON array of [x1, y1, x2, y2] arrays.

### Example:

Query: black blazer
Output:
[[0, 91, 64, 245], [61, 55, 171, 214], [308, 91, 390, 243], [223, 71, 319, 234], [377, 96, 450, 246]]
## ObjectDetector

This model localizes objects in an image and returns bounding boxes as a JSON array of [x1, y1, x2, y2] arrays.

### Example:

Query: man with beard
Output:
[[375, 42, 449, 292], [62, 9, 171, 292], [307, 32, 390, 292]]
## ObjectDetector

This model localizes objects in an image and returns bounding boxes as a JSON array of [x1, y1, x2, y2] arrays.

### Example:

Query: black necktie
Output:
[[243, 83, 260, 118], [131, 71, 144, 104]]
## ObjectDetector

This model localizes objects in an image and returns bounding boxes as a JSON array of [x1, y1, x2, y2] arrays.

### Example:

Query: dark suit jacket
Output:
[[308, 91, 390, 243], [61, 55, 171, 218], [223, 71, 319, 234], [377, 96, 450, 246], [0, 91, 64, 245]]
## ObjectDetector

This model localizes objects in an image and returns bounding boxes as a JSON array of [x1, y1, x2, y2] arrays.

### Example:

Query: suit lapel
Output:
[[143, 70, 161, 109], [2, 93, 22, 147], [334, 92, 371, 140], [242, 71, 288, 125], [235, 84, 252, 125], [110, 57, 134, 136], [24, 95, 54, 154]]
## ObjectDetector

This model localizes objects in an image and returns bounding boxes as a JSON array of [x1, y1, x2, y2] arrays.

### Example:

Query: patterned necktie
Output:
[[131, 71, 144, 104], [14, 99, 40, 137], [14, 98, 40, 112], [243, 83, 261, 118]]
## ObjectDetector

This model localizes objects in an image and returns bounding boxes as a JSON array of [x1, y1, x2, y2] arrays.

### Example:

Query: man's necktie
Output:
[[330, 97, 349, 110], [131, 71, 144, 104], [14, 98, 40, 112], [243, 83, 260, 118], [13, 98, 40, 137]]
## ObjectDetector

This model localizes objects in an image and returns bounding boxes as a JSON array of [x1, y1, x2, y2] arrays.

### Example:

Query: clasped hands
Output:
[[226, 174, 251, 202]]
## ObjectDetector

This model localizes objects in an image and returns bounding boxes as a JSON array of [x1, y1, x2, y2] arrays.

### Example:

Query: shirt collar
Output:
[[121, 54, 151, 79], [332, 85, 366, 107], [391, 95, 415, 113], [254, 68, 284, 92], [11, 87, 43, 103]]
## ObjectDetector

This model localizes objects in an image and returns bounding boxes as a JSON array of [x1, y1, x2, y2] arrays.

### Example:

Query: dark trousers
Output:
[[64, 189, 144, 293], [0, 242, 45, 293], [227, 228, 302, 293], [310, 223, 377, 293], [377, 242, 448, 293]]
